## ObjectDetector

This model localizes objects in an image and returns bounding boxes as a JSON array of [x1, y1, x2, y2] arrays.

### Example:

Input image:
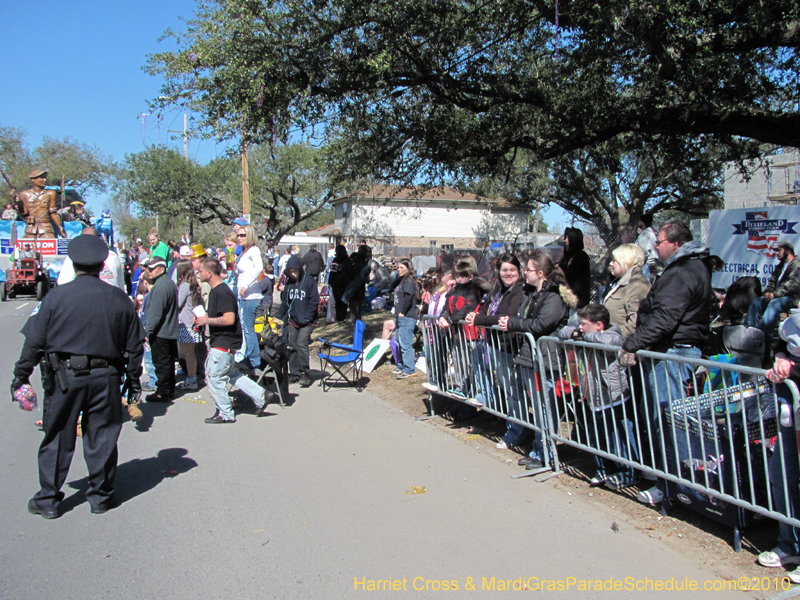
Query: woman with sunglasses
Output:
[[235, 225, 264, 370]]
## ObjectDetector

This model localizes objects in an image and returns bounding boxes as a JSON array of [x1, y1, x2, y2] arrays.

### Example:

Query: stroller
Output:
[[257, 326, 291, 405]]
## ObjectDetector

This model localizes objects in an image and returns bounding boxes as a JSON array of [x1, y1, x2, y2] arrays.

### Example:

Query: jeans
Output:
[[205, 348, 266, 420], [239, 298, 261, 369], [504, 365, 546, 451], [396, 317, 416, 374], [643, 346, 701, 481], [472, 342, 496, 409], [770, 383, 800, 556], [286, 323, 313, 376], [473, 344, 515, 412], [588, 404, 640, 484], [746, 295, 794, 337], [143, 344, 157, 387]]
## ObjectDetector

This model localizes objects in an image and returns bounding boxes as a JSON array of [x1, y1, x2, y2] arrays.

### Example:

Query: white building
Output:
[[331, 185, 530, 249], [724, 150, 800, 208]]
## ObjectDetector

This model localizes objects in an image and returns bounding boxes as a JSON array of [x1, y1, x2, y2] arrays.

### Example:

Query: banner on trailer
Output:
[[708, 207, 798, 289]]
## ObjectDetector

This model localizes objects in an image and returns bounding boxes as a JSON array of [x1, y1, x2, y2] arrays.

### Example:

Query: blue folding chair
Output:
[[318, 319, 366, 392]]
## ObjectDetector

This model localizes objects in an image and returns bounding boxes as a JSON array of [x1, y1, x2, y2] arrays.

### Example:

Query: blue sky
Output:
[[0, 0, 233, 212], [0, 0, 566, 228]]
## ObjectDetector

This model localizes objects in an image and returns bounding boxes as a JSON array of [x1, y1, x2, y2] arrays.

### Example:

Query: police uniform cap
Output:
[[68, 234, 109, 266], [143, 257, 167, 270], [29, 169, 47, 179]]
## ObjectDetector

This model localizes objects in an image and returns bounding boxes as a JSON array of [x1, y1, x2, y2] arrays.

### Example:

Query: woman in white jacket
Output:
[[236, 224, 264, 369]]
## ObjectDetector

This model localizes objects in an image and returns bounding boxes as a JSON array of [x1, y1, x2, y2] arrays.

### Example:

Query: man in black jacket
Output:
[[142, 257, 179, 402], [275, 255, 319, 387], [619, 220, 711, 505], [300, 244, 326, 279]]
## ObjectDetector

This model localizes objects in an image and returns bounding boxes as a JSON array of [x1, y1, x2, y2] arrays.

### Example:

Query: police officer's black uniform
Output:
[[12, 235, 144, 518]]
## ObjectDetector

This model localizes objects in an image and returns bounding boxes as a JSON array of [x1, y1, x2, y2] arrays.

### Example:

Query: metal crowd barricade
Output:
[[420, 316, 556, 472], [537, 335, 800, 550]]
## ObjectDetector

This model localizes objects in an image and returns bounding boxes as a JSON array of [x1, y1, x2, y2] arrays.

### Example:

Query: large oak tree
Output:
[[146, 0, 799, 187]]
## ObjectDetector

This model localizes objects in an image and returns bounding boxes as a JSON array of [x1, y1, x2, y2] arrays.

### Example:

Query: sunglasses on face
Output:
[[237, 233, 247, 238]]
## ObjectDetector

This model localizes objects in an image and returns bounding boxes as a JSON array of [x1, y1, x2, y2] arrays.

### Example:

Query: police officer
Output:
[[12, 234, 144, 519]]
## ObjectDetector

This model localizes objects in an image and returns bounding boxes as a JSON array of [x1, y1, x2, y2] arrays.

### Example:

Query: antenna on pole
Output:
[[139, 113, 149, 145]]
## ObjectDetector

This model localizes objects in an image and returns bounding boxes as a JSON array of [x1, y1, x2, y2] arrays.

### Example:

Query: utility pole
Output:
[[168, 113, 192, 239], [242, 134, 250, 223]]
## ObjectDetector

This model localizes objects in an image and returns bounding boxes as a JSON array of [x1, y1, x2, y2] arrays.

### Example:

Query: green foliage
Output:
[[545, 134, 725, 244], [115, 142, 342, 246], [0, 124, 111, 198], [146, 0, 799, 189], [116, 145, 237, 225]]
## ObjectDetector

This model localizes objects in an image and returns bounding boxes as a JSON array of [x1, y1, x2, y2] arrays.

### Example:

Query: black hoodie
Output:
[[274, 255, 319, 327]]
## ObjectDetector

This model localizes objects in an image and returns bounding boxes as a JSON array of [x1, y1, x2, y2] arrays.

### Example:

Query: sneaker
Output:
[[522, 457, 544, 470], [142, 384, 156, 392], [637, 486, 665, 505], [391, 368, 403, 375], [590, 472, 608, 487], [176, 380, 198, 390], [421, 382, 439, 392], [789, 566, 800, 584], [448, 389, 467, 398], [605, 473, 638, 490], [205, 414, 236, 424], [758, 548, 800, 568], [396, 372, 417, 379], [496, 440, 508, 449]]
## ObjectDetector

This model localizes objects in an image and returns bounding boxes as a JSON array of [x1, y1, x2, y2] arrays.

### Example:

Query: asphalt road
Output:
[[0, 298, 750, 599]]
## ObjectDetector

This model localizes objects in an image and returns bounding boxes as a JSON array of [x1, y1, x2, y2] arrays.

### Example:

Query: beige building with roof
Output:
[[724, 150, 800, 208], [331, 186, 530, 248]]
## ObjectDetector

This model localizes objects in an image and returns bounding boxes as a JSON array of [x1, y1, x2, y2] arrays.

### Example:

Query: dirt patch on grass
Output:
[[312, 316, 786, 595]]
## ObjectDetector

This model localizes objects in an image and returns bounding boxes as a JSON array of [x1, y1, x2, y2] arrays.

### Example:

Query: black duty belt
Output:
[[57, 354, 118, 372]]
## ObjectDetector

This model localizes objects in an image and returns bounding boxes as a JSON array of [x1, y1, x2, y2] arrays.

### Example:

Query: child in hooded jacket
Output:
[[437, 260, 487, 399], [274, 255, 319, 388], [558, 304, 639, 489]]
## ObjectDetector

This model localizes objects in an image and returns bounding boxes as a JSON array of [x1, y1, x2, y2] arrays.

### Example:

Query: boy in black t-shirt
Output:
[[195, 258, 268, 423]]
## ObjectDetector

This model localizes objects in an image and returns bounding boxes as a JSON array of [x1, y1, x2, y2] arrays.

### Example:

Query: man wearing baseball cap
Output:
[[141, 256, 179, 402], [745, 240, 800, 337], [12, 233, 144, 517]]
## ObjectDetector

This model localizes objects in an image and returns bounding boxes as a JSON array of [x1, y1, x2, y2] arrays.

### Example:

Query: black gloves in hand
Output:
[[126, 378, 142, 405], [10, 376, 28, 401]]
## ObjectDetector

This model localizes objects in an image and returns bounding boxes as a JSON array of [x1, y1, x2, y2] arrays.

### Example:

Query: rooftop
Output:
[[333, 185, 519, 208]]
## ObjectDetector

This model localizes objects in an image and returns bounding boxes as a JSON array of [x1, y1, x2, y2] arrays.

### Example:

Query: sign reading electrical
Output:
[[709, 207, 798, 289]]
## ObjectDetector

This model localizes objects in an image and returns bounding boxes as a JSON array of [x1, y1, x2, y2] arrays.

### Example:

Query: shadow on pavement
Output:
[[65, 448, 198, 511], [132, 399, 173, 432]]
